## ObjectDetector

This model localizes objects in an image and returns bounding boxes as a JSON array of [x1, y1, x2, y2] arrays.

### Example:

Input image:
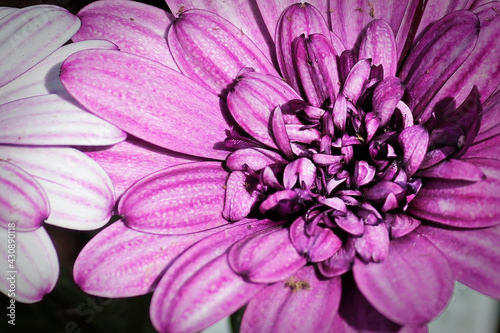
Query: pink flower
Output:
[[61, 1, 500, 332]]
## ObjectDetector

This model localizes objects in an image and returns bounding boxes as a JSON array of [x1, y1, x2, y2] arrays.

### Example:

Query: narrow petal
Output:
[[225, 147, 286, 172], [226, 71, 301, 148], [60, 49, 229, 160], [0, 146, 114, 230], [228, 227, 306, 283], [354, 223, 390, 263], [417, 3, 500, 122], [0, 227, 58, 303], [74, 0, 177, 68], [353, 232, 454, 326], [372, 76, 405, 127], [476, 89, 500, 142], [0, 5, 80, 87], [318, 238, 356, 277], [119, 162, 228, 235], [464, 132, 500, 160], [73, 221, 226, 297], [359, 19, 398, 77], [0, 40, 117, 105], [0, 94, 126, 146], [418, 158, 485, 181], [408, 176, 500, 228], [398, 125, 429, 177], [241, 266, 341, 333], [343, 59, 371, 104], [150, 219, 273, 333], [418, 224, 500, 299], [0, 161, 49, 231], [271, 106, 293, 159], [399, 11, 479, 119], [168, 9, 278, 94], [0, 7, 17, 20], [223, 171, 260, 222], [293, 33, 340, 106], [275, 3, 332, 91], [283, 157, 316, 189], [166, 0, 274, 62]]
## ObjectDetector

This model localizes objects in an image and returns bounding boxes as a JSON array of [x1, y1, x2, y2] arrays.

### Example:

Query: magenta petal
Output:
[[74, 0, 177, 68], [150, 219, 273, 333], [387, 213, 421, 239], [293, 33, 340, 107], [418, 158, 485, 181], [241, 266, 341, 333], [343, 59, 371, 104], [60, 49, 229, 160], [398, 125, 429, 177], [289, 216, 342, 262], [119, 162, 228, 234], [226, 71, 301, 148], [418, 224, 500, 299], [73, 221, 218, 297], [225, 147, 286, 172], [168, 9, 277, 94], [271, 106, 293, 159], [476, 89, 500, 142], [359, 19, 398, 77], [408, 176, 500, 228], [372, 76, 405, 127], [399, 11, 479, 118], [283, 157, 316, 189], [0, 161, 49, 231], [354, 223, 390, 263], [275, 3, 332, 92], [318, 238, 356, 278], [228, 227, 307, 283], [353, 232, 454, 326], [223, 171, 259, 222]]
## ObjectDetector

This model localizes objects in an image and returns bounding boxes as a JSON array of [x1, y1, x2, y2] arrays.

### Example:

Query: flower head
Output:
[[62, 0, 500, 332], [0, 5, 125, 302]]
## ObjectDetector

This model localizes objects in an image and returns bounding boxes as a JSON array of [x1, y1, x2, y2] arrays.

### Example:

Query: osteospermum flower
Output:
[[0, 5, 125, 302], [61, 0, 500, 332]]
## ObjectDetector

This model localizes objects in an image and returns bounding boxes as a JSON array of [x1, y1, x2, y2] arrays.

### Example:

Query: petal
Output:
[[418, 158, 485, 181], [0, 94, 126, 146], [372, 76, 405, 127], [359, 19, 398, 77], [74, 0, 177, 68], [168, 9, 278, 94], [398, 125, 429, 177], [418, 224, 500, 299], [228, 227, 307, 283], [0, 161, 49, 231], [354, 223, 390, 263], [0, 40, 117, 105], [0, 5, 80, 87], [226, 71, 301, 148], [150, 219, 273, 333], [241, 266, 341, 333], [417, 3, 500, 122], [353, 232, 454, 326], [225, 147, 286, 172], [283, 157, 316, 189], [318, 238, 356, 277], [387, 213, 421, 238], [223, 171, 260, 222], [476, 88, 500, 142], [275, 3, 332, 91], [271, 106, 293, 159], [60, 49, 229, 160], [119, 161, 228, 235], [166, 0, 274, 62], [343, 59, 371, 104], [408, 176, 500, 228], [73, 221, 225, 297], [399, 11, 479, 119], [0, 146, 114, 230], [0, 227, 58, 303]]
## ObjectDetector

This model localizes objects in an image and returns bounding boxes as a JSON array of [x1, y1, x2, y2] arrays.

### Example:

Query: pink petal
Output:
[[318, 238, 356, 277], [0, 161, 49, 231], [150, 219, 273, 333], [353, 223, 390, 263], [476, 89, 500, 142], [0, 227, 58, 303], [372, 76, 405, 127], [225, 147, 286, 172], [271, 106, 293, 159], [60, 49, 229, 160], [418, 158, 485, 181], [343, 59, 371, 104], [398, 125, 429, 177], [168, 9, 278, 94], [418, 224, 500, 299], [226, 71, 301, 148], [119, 161, 228, 234], [73, 221, 226, 297], [283, 157, 316, 189], [228, 227, 307, 283], [0, 146, 114, 230], [166, 0, 274, 62], [359, 19, 398, 77], [223, 171, 260, 222], [353, 232, 454, 326], [0, 40, 117, 105], [241, 266, 341, 333], [0, 94, 126, 146], [0, 5, 80, 87], [74, 0, 177, 69]]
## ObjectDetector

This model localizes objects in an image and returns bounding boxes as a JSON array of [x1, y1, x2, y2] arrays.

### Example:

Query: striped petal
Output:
[[119, 162, 228, 235], [168, 9, 278, 94], [0, 40, 117, 105], [74, 0, 177, 68], [60, 49, 229, 160], [0, 146, 114, 230], [0, 5, 80, 87], [359, 19, 398, 77], [0, 161, 49, 231], [0, 94, 125, 146], [0, 227, 58, 303]]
